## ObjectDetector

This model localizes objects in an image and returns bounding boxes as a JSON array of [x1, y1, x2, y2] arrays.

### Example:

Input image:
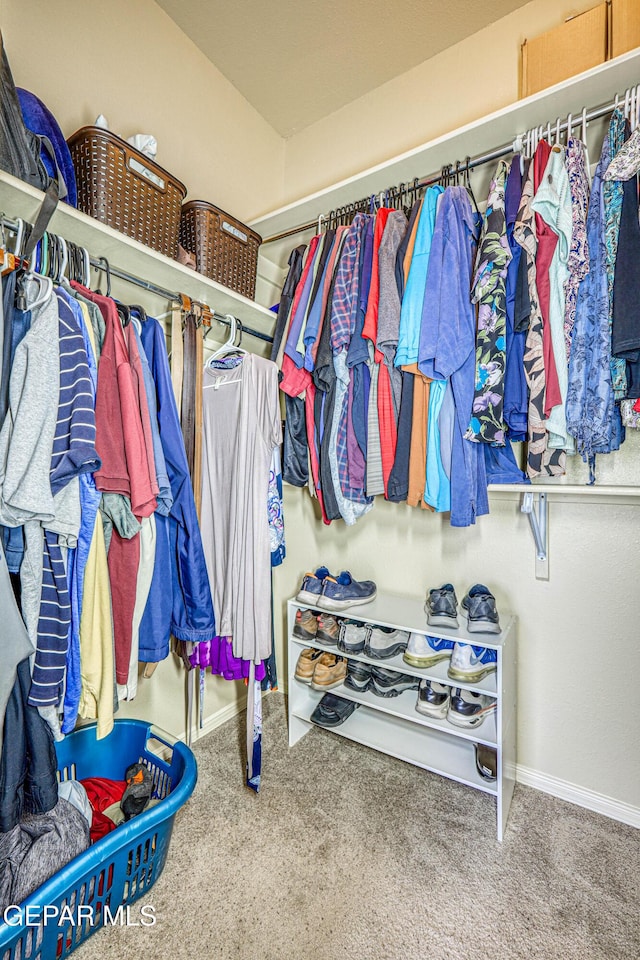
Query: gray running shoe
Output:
[[425, 584, 459, 629], [370, 667, 419, 698], [338, 620, 368, 655], [461, 584, 501, 634], [364, 626, 409, 660]]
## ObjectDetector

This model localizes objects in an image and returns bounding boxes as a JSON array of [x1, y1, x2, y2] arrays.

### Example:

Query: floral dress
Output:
[[465, 160, 512, 445]]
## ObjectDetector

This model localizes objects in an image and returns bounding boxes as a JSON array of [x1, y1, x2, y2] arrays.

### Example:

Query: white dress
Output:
[[200, 353, 281, 663]]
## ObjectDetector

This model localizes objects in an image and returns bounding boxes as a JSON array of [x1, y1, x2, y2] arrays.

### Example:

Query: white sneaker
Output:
[[403, 633, 454, 668], [447, 642, 497, 683]]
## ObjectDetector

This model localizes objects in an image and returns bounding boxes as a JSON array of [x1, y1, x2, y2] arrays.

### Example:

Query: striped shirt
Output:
[[28, 294, 100, 710], [28, 529, 71, 707], [50, 295, 100, 494]]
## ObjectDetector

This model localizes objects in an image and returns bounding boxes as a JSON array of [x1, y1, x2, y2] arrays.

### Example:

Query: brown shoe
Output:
[[294, 647, 325, 684], [316, 613, 340, 646], [310, 653, 347, 691], [293, 608, 318, 642]]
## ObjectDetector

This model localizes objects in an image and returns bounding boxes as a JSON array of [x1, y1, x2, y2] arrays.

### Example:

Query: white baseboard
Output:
[[179, 696, 247, 745], [516, 764, 640, 829]]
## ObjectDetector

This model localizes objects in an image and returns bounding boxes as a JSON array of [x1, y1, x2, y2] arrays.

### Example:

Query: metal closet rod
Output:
[[262, 96, 619, 245], [0, 214, 274, 345]]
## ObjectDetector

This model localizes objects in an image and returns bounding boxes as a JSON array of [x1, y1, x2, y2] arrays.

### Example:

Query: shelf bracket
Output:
[[521, 492, 549, 580]]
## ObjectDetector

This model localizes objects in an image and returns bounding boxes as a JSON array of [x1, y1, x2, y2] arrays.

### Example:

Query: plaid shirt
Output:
[[330, 214, 367, 352], [329, 214, 371, 510]]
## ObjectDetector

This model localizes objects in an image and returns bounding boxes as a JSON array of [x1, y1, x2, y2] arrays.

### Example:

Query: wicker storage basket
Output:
[[67, 126, 187, 258], [179, 200, 262, 299]]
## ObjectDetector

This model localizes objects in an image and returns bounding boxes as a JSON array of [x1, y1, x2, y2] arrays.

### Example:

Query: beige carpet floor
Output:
[[79, 693, 639, 960]]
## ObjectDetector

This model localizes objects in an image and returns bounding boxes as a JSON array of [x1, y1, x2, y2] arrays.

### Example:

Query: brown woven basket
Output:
[[67, 126, 187, 258], [179, 200, 262, 300]]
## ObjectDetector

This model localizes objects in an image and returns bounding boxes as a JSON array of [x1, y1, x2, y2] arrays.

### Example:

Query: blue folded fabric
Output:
[[17, 88, 77, 206]]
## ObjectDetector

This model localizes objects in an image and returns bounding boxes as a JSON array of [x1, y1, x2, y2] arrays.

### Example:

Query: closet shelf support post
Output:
[[521, 492, 549, 580]]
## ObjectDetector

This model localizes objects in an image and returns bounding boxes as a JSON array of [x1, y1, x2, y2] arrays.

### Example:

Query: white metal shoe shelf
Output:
[[287, 591, 517, 841]]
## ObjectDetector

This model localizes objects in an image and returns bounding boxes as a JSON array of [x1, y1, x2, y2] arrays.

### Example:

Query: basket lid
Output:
[[67, 125, 187, 199], [181, 199, 262, 245]]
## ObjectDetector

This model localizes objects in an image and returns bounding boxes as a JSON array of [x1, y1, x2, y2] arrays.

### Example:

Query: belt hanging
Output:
[[193, 307, 204, 518], [181, 307, 197, 478], [170, 298, 186, 417]]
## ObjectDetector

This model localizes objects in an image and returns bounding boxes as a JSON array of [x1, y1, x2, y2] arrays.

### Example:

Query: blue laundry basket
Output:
[[0, 719, 197, 960]]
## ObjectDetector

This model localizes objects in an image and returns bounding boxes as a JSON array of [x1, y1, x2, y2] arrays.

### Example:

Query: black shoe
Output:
[[310, 693, 360, 727], [475, 744, 497, 781], [344, 661, 373, 693], [370, 667, 419, 698]]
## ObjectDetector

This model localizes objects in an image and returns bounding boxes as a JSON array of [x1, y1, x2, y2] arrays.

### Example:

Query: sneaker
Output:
[[370, 667, 419, 698], [293, 608, 318, 642], [425, 583, 459, 629], [316, 571, 377, 611], [461, 584, 501, 634], [364, 626, 409, 660], [416, 679, 451, 718], [310, 653, 347, 691], [475, 744, 498, 781], [447, 642, 497, 683], [310, 693, 359, 727], [403, 633, 454, 668], [294, 647, 325, 684], [447, 687, 497, 728], [296, 566, 332, 605], [337, 619, 368, 655], [344, 660, 373, 693], [316, 613, 340, 646]]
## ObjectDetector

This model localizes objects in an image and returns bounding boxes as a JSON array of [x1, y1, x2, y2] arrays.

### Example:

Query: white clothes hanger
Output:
[[581, 107, 588, 144], [205, 313, 247, 372], [566, 113, 573, 143], [57, 236, 68, 282], [26, 272, 53, 311], [554, 117, 562, 145]]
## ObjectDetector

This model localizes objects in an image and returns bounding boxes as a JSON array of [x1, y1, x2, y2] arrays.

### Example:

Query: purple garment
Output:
[[190, 637, 266, 682], [346, 372, 366, 487], [504, 158, 528, 442], [284, 236, 321, 368]]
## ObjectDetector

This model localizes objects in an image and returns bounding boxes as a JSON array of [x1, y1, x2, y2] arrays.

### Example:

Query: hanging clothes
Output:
[[503, 156, 528, 442], [566, 128, 617, 473], [604, 108, 629, 400], [514, 152, 565, 478], [200, 353, 280, 663], [418, 186, 489, 527], [466, 159, 512, 445], [531, 146, 575, 454], [563, 137, 591, 359]]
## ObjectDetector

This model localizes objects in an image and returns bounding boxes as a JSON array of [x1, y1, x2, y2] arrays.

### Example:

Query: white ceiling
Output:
[[155, 0, 534, 137]]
